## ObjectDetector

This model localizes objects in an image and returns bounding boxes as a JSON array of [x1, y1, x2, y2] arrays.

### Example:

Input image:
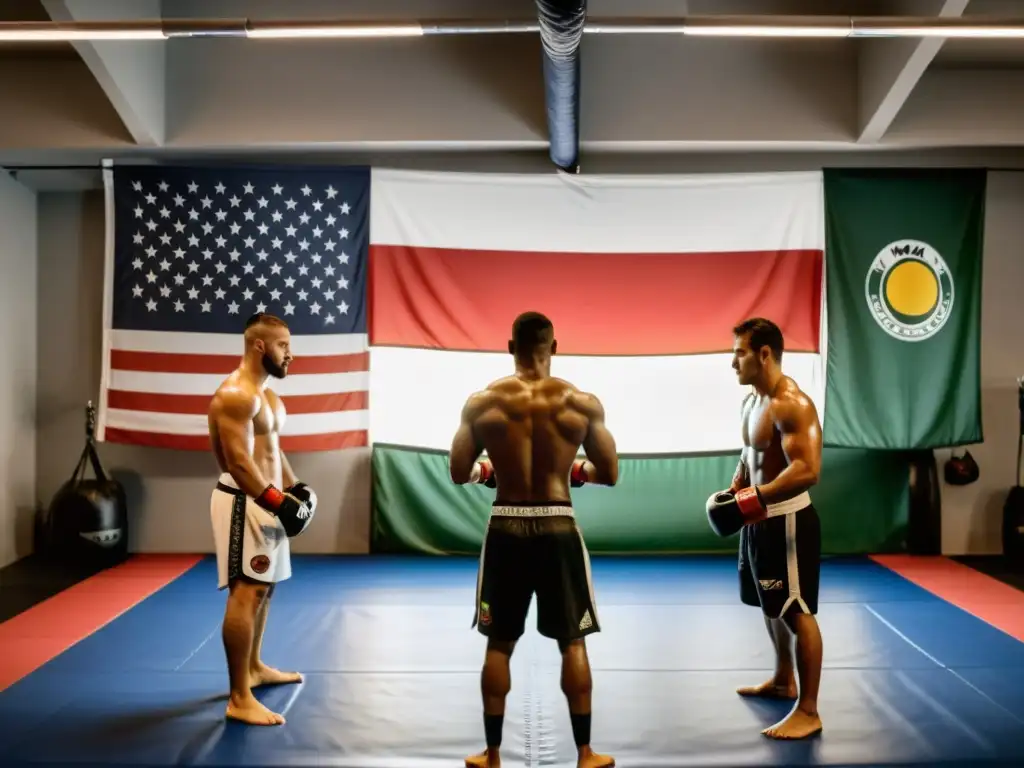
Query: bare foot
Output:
[[465, 748, 499, 767], [762, 706, 822, 740], [250, 663, 303, 688], [737, 678, 798, 700], [578, 747, 615, 767], [225, 694, 286, 726]]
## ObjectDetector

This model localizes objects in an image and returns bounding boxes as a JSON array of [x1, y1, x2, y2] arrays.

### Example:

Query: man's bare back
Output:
[[452, 310, 617, 768], [462, 374, 606, 504]]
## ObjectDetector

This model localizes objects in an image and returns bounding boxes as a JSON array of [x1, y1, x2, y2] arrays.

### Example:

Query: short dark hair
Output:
[[511, 311, 554, 354], [245, 312, 288, 330], [733, 317, 784, 361]]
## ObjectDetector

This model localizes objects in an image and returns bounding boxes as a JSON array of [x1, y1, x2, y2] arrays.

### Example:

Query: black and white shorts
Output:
[[738, 492, 821, 619], [472, 502, 599, 642]]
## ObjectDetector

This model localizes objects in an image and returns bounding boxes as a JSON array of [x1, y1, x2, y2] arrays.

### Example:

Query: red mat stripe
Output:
[[871, 554, 1024, 643], [0, 554, 203, 692]]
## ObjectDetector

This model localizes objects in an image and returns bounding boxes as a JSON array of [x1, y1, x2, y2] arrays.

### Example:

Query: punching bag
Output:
[[907, 450, 941, 555], [41, 401, 129, 567], [1002, 376, 1024, 564]]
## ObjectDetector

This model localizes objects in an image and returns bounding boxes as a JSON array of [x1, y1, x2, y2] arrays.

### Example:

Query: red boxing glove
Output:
[[734, 486, 768, 524], [475, 461, 496, 488], [256, 485, 286, 511], [570, 460, 589, 488]]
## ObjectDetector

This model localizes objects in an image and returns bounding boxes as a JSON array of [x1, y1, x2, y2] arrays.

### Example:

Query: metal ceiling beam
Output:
[[2, 16, 1024, 41]]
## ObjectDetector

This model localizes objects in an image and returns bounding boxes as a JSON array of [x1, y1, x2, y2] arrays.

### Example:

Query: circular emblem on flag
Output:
[[864, 239, 954, 342]]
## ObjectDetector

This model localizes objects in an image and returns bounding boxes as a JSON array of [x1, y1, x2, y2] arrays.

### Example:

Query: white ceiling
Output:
[[1, 0, 1023, 186]]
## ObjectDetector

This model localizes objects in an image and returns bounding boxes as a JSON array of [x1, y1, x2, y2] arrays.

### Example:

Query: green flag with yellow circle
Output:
[[822, 168, 986, 449]]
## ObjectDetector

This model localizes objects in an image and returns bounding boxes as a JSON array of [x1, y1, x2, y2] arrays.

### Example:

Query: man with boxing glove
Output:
[[207, 313, 315, 727], [450, 311, 618, 768], [706, 317, 824, 741]]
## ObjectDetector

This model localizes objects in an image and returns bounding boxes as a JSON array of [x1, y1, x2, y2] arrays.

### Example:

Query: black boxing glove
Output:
[[256, 484, 315, 537], [705, 486, 768, 537], [285, 481, 318, 514]]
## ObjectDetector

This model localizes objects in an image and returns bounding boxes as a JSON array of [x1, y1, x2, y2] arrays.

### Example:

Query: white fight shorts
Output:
[[211, 473, 292, 590]]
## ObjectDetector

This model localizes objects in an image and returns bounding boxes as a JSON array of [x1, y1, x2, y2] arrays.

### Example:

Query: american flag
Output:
[[97, 165, 370, 452]]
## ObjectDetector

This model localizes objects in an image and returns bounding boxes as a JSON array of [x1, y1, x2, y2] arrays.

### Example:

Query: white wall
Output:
[[0, 169, 37, 567], [29, 156, 1024, 556], [936, 171, 1024, 555]]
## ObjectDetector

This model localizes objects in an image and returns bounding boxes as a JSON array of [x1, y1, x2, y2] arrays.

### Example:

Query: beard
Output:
[[262, 353, 287, 379]]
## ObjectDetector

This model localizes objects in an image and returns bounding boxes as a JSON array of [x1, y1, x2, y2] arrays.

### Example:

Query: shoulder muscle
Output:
[[461, 389, 496, 421], [212, 387, 260, 424], [772, 390, 817, 433], [570, 390, 605, 421]]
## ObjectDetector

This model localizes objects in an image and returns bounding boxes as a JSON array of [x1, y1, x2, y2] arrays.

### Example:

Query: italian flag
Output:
[[366, 169, 907, 554]]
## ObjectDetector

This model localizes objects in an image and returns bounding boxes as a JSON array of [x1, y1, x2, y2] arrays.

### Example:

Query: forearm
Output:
[[226, 453, 273, 499], [755, 460, 818, 505], [280, 453, 298, 487], [729, 453, 749, 491], [450, 453, 483, 484], [578, 457, 617, 486]]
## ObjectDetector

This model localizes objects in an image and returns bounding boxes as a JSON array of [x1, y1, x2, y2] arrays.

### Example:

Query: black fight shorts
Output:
[[738, 492, 821, 619], [472, 502, 599, 643]]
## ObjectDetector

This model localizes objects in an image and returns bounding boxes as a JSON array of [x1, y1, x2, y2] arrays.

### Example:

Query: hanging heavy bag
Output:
[[1002, 377, 1024, 564], [944, 449, 979, 486], [42, 401, 129, 568]]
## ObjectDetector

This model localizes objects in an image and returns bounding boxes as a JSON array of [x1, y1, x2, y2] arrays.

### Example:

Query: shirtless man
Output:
[[207, 313, 318, 726], [450, 312, 618, 768], [705, 317, 824, 740]]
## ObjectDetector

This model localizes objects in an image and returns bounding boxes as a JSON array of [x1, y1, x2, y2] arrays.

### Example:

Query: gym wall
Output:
[[29, 156, 1024, 557], [0, 170, 38, 568]]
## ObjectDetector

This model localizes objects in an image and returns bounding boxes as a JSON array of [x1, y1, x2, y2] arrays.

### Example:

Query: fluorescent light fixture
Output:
[[246, 23, 423, 39], [684, 25, 851, 37], [0, 26, 165, 42], [853, 25, 1024, 38]]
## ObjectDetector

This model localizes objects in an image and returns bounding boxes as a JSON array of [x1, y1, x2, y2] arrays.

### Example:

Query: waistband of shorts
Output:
[[215, 473, 246, 497], [490, 501, 574, 518], [765, 491, 811, 517]]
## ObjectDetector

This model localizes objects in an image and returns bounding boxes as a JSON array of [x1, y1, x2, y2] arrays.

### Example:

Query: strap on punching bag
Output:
[[69, 401, 110, 487]]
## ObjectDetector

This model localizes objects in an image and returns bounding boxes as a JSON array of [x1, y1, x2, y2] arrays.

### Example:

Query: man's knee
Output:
[[486, 638, 516, 657], [557, 637, 586, 655], [228, 578, 269, 611], [781, 605, 816, 633]]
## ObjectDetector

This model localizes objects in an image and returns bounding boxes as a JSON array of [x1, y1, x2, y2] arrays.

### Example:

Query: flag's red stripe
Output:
[[110, 349, 369, 375], [103, 428, 368, 452], [370, 245, 822, 355], [105, 390, 368, 415]]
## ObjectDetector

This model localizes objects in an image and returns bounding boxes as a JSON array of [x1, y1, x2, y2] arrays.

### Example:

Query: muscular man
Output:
[[705, 317, 824, 740], [207, 313, 318, 725], [450, 312, 618, 768]]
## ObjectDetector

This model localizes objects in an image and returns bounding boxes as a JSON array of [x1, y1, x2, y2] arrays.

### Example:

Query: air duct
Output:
[[536, 0, 586, 173]]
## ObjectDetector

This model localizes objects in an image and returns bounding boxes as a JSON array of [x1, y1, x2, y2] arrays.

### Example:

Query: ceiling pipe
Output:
[[3, 16, 1024, 41], [537, 0, 587, 174]]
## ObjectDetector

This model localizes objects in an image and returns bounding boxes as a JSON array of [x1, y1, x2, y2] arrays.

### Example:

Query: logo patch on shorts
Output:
[[250, 555, 270, 574], [759, 579, 784, 590], [479, 601, 491, 626]]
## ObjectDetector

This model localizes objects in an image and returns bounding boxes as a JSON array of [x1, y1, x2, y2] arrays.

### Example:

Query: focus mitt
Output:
[[256, 484, 316, 537], [705, 487, 768, 537]]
